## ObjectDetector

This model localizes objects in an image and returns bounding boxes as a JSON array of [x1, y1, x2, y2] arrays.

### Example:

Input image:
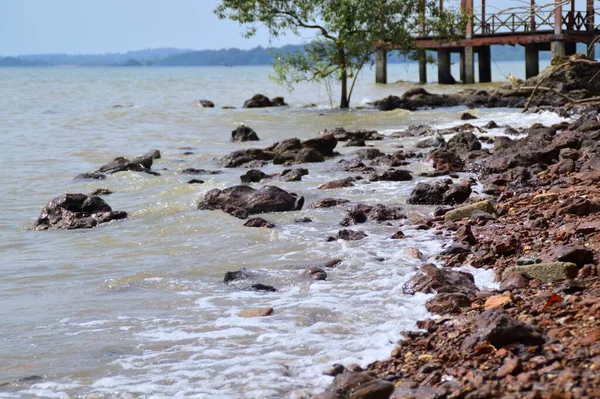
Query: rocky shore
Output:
[[313, 114, 600, 396]]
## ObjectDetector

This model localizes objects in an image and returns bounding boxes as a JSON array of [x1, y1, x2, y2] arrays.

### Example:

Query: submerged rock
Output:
[[231, 124, 260, 142], [243, 94, 287, 108], [32, 193, 127, 231], [95, 150, 161, 175], [198, 185, 304, 219]]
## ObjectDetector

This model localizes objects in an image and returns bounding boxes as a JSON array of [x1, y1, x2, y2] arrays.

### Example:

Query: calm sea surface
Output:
[[0, 61, 560, 398]]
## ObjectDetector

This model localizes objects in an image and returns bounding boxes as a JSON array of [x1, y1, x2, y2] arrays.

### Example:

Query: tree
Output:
[[215, 0, 465, 109]]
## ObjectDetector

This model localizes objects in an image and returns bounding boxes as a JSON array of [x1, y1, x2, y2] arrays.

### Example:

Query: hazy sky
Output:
[[0, 0, 585, 56]]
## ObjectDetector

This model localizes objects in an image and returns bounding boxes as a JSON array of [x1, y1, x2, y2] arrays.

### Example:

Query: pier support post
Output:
[[551, 41, 566, 58], [438, 49, 455, 84], [478, 46, 492, 83], [525, 44, 540, 79], [375, 49, 387, 84], [464, 46, 475, 84], [419, 56, 427, 84]]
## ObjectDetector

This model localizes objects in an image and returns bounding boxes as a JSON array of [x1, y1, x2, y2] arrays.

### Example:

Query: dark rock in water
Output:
[[294, 217, 312, 223], [323, 364, 345, 377], [182, 168, 221, 175], [32, 193, 127, 231], [280, 168, 308, 182], [345, 138, 366, 147], [504, 126, 521, 135], [318, 177, 355, 190], [310, 198, 350, 208], [243, 94, 273, 108], [427, 149, 465, 172], [270, 96, 288, 107], [240, 169, 269, 183], [222, 148, 277, 168], [187, 179, 204, 184], [442, 184, 472, 205], [269, 138, 302, 154], [95, 150, 161, 175], [341, 204, 405, 226], [370, 168, 413, 182], [447, 132, 482, 153], [198, 99, 214, 108], [295, 147, 325, 163], [324, 259, 343, 268], [316, 371, 394, 399], [461, 310, 544, 352], [403, 263, 478, 296], [356, 148, 383, 160], [331, 229, 367, 241], [244, 217, 275, 228], [392, 124, 434, 138], [321, 127, 384, 142], [75, 173, 106, 180], [224, 269, 250, 283], [232, 124, 260, 142], [416, 134, 446, 149], [303, 266, 327, 280], [198, 185, 304, 219], [303, 134, 337, 156], [89, 188, 113, 196], [391, 231, 405, 239], [484, 120, 500, 129], [461, 112, 478, 120], [247, 283, 278, 292], [407, 181, 456, 205], [426, 292, 472, 314]]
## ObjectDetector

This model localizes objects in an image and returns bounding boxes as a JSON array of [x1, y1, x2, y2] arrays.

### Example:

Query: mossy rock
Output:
[[444, 200, 495, 221], [531, 193, 558, 204], [502, 262, 577, 283]]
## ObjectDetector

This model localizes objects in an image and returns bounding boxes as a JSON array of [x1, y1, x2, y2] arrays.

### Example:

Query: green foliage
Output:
[[215, 0, 464, 108]]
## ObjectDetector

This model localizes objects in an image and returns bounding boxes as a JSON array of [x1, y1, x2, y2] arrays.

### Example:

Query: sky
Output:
[[0, 0, 587, 56]]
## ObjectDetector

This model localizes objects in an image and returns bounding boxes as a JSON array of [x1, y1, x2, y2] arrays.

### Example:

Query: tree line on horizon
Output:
[[0, 44, 570, 68]]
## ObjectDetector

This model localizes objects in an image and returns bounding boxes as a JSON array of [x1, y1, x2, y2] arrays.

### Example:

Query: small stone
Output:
[[238, 307, 274, 317], [89, 188, 113, 196]]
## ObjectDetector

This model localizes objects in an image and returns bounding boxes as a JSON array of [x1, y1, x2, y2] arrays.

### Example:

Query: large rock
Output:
[[370, 168, 413, 182], [303, 134, 337, 156], [403, 263, 478, 296], [242, 94, 285, 108], [407, 182, 471, 206], [427, 149, 465, 172], [447, 131, 482, 153], [548, 245, 594, 267], [222, 148, 276, 168], [502, 262, 578, 283], [95, 149, 161, 175], [425, 293, 472, 314], [198, 185, 304, 219], [32, 193, 127, 231], [444, 200, 495, 221], [462, 310, 544, 351], [231, 125, 260, 142]]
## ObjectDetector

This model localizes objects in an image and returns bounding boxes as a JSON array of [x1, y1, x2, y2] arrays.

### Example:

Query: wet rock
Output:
[[444, 201, 495, 221], [303, 266, 327, 281], [198, 185, 303, 219], [345, 138, 366, 147], [504, 126, 520, 135], [89, 188, 113, 196], [446, 132, 482, 153], [484, 121, 499, 129], [356, 148, 383, 160], [224, 269, 251, 283], [238, 307, 274, 317], [516, 256, 542, 266], [456, 225, 477, 245], [270, 96, 287, 106], [280, 168, 308, 182], [247, 283, 278, 292], [341, 204, 405, 225], [461, 112, 478, 120], [182, 168, 221, 175], [294, 217, 313, 223], [231, 124, 260, 142], [407, 182, 449, 205], [330, 371, 395, 399], [318, 178, 355, 190], [493, 136, 515, 152], [499, 272, 531, 291], [243, 217, 275, 228], [462, 310, 544, 351], [32, 193, 127, 231], [240, 169, 269, 183], [416, 134, 446, 149], [295, 147, 325, 163], [391, 231, 405, 239], [303, 134, 337, 156], [74, 173, 106, 180], [310, 198, 350, 208], [324, 364, 346, 377], [324, 259, 343, 268], [329, 229, 367, 241], [403, 263, 478, 296], [321, 127, 384, 142], [442, 184, 472, 205], [392, 124, 434, 138], [550, 245, 594, 267], [502, 262, 578, 283], [425, 293, 472, 314], [243, 94, 282, 108], [187, 179, 204, 184], [198, 99, 214, 108], [370, 168, 413, 182], [96, 150, 161, 175], [428, 149, 465, 172], [441, 243, 471, 255]]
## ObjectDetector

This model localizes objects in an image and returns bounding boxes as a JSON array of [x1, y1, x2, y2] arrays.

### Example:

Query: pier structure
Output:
[[376, 0, 599, 84]]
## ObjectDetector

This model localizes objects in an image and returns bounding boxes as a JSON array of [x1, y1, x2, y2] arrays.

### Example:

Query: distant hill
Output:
[[0, 43, 589, 67]]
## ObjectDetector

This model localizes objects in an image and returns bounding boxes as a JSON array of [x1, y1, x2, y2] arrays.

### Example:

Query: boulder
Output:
[[444, 200, 495, 221], [198, 99, 214, 108], [442, 184, 472, 205], [96, 150, 161, 175], [231, 125, 260, 142], [198, 185, 304, 219], [461, 112, 478, 120], [329, 371, 395, 399], [32, 193, 127, 231], [240, 169, 269, 183], [340, 204, 405, 225], [370, 168, 413, 182], [403, 263, 478, 296], [329, 230, 367, 241], [502, 262, 578, 283], [407, 182, 449, 205], [303, 266, 327, 281], [303, 134, 337, 156], [425, 293, 472, 314], [447, 132, 482, 153], [243, 94, 273, 108], [499, 272, 531, 291], [222, 148, 276, 168], [243, 217, 275, 228], [428, 148, 465, 172], [224, 269, 251, 283], [318, 178, 355, 190], [295, 147, 325, 163]]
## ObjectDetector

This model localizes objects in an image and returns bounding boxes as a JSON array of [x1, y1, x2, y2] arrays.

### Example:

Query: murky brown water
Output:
[[0, 65, 563, 398]]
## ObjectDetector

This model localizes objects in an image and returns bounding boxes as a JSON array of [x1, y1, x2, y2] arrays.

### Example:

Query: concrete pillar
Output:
[[478, 46, 492, 83], [464, 46, 475, 84], [525, 44, 540, 79], [438, 49, 455, 84], [565, 42, 577, 56], [551, 41, 567, 58], [419, 57, 427, 84], [375, 49, 387, 84]]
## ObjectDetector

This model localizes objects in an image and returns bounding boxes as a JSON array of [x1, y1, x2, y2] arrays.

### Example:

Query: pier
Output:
[[376, 0, 599, 84]]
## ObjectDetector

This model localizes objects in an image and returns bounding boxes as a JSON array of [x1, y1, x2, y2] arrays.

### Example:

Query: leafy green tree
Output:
[[215, 0, 465, 109]]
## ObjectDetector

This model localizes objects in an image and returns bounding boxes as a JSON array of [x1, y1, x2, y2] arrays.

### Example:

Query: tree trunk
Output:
[[339, 48, 349, 109]]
